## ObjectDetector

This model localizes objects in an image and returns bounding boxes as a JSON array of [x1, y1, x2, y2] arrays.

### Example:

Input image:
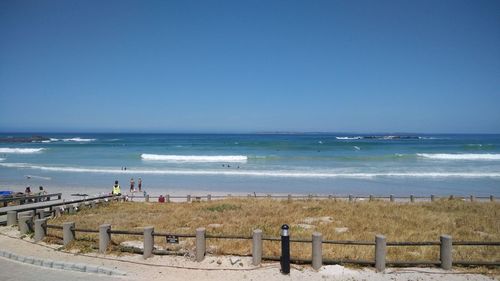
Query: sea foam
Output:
[[62, 138, 96, 142], [336, 136, 362, 140], [0, 148, 45, 154], [141, 154, 248, 163], [417, 153, 500, 160], [2, 163, 499, 179]]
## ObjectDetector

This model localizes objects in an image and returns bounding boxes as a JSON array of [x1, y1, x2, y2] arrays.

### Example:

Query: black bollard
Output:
[[280, 224, 290, 274]]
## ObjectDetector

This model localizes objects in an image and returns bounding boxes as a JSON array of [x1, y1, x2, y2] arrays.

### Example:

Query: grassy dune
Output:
[[48, 198, 499, 264]]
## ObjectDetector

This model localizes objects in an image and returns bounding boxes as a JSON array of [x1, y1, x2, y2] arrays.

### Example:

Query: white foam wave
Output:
[[62, 138, 96, 142], [141, 154, 248, 163], [417, 153, 500, 160], [0, 148, 45, 154], [0, 158, 5, 161], [1, 163, 499, 179], [336, 136, 362, 140]]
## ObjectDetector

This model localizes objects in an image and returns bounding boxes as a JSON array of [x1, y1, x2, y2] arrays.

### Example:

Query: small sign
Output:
[[166, 235, 179, 244]]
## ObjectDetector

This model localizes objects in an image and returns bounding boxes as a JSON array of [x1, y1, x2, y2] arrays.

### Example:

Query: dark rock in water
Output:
[[0, 136, 51, 143]]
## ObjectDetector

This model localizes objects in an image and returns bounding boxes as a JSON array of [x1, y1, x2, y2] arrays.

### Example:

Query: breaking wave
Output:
[[141, 154, 248, 163], [417, 153, 500, 160], [1, 162, 499, 179], [336, 136, 362, 140], [0, 148, 45, 154]]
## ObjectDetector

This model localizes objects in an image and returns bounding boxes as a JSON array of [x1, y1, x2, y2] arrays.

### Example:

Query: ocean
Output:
[[0, 133, 499, 198]]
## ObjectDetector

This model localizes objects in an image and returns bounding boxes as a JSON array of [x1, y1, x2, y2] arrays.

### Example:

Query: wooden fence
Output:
[[132, 193, 497, 203], [5, 194, 499, 271], [0, 193, 62, 207]]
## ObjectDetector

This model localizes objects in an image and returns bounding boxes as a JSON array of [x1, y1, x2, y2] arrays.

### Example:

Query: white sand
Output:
[[0, 226, 496, 281]]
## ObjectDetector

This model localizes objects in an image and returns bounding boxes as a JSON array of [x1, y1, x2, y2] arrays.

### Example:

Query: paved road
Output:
[[0, 257, 127, 281]]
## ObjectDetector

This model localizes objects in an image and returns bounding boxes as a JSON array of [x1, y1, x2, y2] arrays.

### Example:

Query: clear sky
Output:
[[0, 0, 499, 133]]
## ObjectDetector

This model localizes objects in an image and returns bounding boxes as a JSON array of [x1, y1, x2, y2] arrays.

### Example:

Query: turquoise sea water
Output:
[[0, 133, 499, 197]]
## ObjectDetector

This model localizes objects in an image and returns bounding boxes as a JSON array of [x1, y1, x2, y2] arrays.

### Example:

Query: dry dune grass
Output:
[[47, 198, 499, 263]]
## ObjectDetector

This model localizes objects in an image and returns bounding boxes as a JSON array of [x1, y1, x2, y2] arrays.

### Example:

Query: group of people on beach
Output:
[[111, 177, 142, 196]]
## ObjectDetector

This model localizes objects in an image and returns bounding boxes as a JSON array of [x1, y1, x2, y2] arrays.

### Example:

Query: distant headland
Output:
[[0, 136, 50, 143]]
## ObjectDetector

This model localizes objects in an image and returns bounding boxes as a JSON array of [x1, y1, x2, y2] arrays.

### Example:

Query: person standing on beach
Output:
[[138, 178, 142, 192], [130, 178, 135, 192]]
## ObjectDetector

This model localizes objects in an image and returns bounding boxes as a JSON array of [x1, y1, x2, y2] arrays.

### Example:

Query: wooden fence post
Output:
[[252, 229, 262, 266], [410, 195, 414, 203], [99, 224, 111, 253], [288, 194, 292, 202], [196, 228, 206, 262], [34, 218, 47, 242], [375, 234, 386, 272], [369, 195, 374, 201], [63, 222, 75, 246], [312, 232, 323, 270], [349, 194, 353, 202], [490, 195, 495, 202], [470, 195, 475, 202], [440, 235, 452, 270], [208, 194, 212, 201], [390, 195, 394, 202], [166, 194, 170, 203], [187, 195, 191, 202], [431, 195, 435, 202], [143, 226, 154, 259]]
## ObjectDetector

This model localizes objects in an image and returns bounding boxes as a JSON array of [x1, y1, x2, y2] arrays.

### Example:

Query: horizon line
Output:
[[1, 130, 500, 135]]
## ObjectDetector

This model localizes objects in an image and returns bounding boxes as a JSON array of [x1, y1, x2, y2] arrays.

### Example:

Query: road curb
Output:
[[0, 249, 126, 276]]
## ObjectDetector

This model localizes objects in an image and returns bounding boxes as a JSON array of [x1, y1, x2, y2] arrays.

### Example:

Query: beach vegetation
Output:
[[47, 198, 500, 267]]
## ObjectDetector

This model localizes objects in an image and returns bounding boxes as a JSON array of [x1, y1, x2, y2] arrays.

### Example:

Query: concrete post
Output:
[[196, 227, 206, 262], [7, 211, 17, 226], [36, 209, 45, 219], [252, 229, 262, 266], [143, 226, 154, 259], [449, 195, 454, 200], [440, 235, 452, 270], [187, 194, 191, 202], [99, 224, 111, 253], [328, 195, 332, 200], [145, 194, 150, 202], [431, 194, 435, 202], [490, 195, 495, 202], [18, 210, 35, 220], [18, 216, 32, 235], [208, 194, 212, 201], [288, 194, 292, 202], [166, 194, 170, 203], [68, 205, 76, 214], [312, 232, 323, 270], [369, 195, 374, 201], [390, 195, 394, 202], [470, 195, 475, 202], [34, 219, 47, 242], [63, 222, 75, 246], [375, 234, 386, 272], [349, 194, 353, 202], [54, 207, 62, 217], [410, 195, 414, 203]]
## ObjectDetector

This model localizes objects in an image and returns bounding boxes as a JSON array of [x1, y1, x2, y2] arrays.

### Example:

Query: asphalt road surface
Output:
[[0, 257, 126, 281]]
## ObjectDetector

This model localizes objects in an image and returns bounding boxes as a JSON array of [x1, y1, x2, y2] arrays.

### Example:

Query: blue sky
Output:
[[0, 0, 499, 133]]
